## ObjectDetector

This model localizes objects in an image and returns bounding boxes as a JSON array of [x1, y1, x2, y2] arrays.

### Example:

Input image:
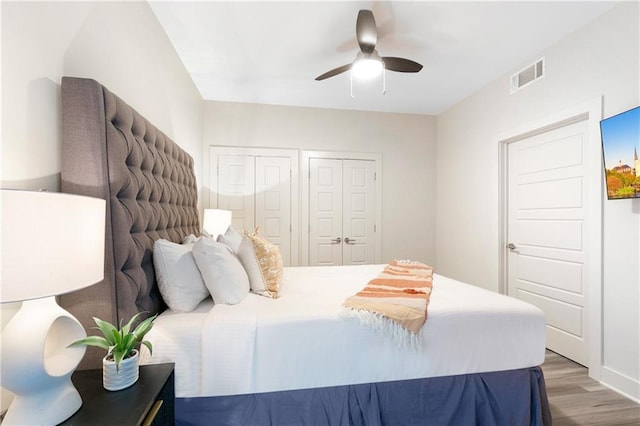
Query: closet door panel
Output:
[[216, 155, 255, 232], [342, 160, 375, 265], [255, 156, 292, 266], [309, 158, 343, 266]]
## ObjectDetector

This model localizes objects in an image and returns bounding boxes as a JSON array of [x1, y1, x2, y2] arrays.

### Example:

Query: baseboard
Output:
[[600, 366, 640, 403]]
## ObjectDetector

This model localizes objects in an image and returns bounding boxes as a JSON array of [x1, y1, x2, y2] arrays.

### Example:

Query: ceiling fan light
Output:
[[352, 57, 383, 79]]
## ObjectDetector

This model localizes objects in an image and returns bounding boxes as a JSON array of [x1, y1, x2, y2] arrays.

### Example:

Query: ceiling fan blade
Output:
[[382, 57, 423, 73], [356, 9, 377, 54], [315, 64, 352, 81]]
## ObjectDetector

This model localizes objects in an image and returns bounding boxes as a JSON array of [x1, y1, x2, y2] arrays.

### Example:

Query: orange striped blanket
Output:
[[342, 260, 433, 335]]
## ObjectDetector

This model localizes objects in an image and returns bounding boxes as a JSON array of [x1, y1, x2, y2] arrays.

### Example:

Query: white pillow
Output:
[[216, 225, 243, 253], [192, 238, 250, 305], [236, 231, 283, 299], [182, 233, 201, 244], [153, 239, 209, 312]]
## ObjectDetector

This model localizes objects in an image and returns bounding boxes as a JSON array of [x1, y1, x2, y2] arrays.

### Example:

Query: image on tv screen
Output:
[[600, 106, 640, 200]]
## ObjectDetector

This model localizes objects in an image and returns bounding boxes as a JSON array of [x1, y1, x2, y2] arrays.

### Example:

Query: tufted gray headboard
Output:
[[59, 77, 199, 369]]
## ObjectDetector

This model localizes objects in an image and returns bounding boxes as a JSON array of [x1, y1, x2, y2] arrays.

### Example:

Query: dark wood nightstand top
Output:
[[60, 363, 175, 426]]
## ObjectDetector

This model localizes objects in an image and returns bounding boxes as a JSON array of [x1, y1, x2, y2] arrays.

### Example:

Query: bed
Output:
[[59, 76, 551, 425]]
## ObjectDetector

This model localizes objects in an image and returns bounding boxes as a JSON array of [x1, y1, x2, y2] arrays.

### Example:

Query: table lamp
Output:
[[202, 208, 232, 239], [0, 189, 105, 425]]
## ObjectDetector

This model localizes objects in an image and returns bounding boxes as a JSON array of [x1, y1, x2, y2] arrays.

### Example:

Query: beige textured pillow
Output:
[[237, 228, 283, 299]]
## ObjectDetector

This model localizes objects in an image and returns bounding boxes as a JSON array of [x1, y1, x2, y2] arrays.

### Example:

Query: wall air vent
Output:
[[510, 58, 545, 94]]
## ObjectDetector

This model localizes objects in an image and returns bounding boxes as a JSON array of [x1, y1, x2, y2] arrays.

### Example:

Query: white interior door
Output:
[[255, 156, 292, 266], [342, 159, 375, 264], [309, 158, 343, 266], [308, 158, 376, 266], [507, 119, 590, 366], [216, 154, 255, 232]]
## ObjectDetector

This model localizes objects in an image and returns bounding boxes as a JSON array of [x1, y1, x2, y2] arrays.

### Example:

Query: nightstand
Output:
[[60, 363, 175, 426]]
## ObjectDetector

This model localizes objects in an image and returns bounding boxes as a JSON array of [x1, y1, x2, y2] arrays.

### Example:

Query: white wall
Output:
[[203, 101, 437, 265], [1, 1, 203, 192], [436, 2, 639, 399], [1, 0, 203, 410]]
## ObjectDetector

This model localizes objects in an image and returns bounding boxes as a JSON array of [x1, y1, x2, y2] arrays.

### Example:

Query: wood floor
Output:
[[541, 350, 640, 425]]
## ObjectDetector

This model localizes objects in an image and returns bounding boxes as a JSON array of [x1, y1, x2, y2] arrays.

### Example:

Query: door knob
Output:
[[331, 237, 342, 244], [507, 243, 517, 251], [344, 237, 356, 244]]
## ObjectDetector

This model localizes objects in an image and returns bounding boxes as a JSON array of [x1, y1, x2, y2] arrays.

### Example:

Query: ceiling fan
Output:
[[315, 9, 423, 81]]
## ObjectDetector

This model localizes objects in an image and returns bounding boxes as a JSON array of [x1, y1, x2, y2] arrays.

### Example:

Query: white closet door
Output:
[[309, 158, 343, 266], [210, 147, 299, 266], [308, 158, 377, 266], [255, 156, 292, 266], [216, 154, 255, 232], [342, 160, 375, 265]]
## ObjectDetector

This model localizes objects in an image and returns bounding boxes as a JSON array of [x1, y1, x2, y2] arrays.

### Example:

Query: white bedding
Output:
[[142, 264, 546, 398]]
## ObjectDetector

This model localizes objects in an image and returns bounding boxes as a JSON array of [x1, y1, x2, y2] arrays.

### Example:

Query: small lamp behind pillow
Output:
[[202, 209, 232, 239]]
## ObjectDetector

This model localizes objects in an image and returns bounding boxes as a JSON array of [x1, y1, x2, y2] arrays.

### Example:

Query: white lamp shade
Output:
[[1, 189, 106, 303], [202, 209, 232, 239]]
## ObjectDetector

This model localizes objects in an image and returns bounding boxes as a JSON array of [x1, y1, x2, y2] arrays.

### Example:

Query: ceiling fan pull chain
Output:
[[382, 64, 386, 95], [350, 70, 355, 98]]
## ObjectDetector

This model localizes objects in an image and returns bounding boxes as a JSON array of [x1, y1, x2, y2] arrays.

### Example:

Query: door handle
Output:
[[331, 237, 342, 244], [507, 243, 517, 251], [344, 237, 356, 245]]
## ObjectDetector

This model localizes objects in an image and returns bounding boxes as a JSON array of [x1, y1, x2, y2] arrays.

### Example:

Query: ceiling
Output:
[[149, 1, 617, 115]]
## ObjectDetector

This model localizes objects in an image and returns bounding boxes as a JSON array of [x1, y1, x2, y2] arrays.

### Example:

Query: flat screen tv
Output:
[[600, 106, 640, 200]]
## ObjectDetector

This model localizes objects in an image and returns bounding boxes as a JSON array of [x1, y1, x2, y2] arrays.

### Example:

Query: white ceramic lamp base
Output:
[[0, 297, 87, 425]]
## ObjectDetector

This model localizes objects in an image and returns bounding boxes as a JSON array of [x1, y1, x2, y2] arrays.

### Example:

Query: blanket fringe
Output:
[[339, 307, 421, 350]]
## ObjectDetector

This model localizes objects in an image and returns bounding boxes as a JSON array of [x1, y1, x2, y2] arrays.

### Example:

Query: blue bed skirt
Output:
[[176, 366, 551, 426]]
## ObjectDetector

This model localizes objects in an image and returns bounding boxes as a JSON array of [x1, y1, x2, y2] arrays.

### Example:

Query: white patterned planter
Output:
[[102, 349, 139, 391]]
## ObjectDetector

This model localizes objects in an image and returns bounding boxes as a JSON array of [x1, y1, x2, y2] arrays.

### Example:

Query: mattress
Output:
[[142, 264, 546, 398], [141, 298, 214, 396]]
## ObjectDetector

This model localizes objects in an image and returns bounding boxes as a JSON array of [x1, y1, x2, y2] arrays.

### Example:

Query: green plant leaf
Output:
[[133, 314, 156, 340], [67, 336, 110, 351], [122, 312, 143, 336], [141, 340, 153, 356], [94, 317, 118, 346], [110, 328, 122, 346], [121, 333, 135, 356], [106, 345, 116, 357], [113, 350, 124, 372]]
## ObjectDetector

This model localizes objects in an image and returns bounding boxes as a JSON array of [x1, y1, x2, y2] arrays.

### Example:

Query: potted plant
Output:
[[69, 312, 156, 391]]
